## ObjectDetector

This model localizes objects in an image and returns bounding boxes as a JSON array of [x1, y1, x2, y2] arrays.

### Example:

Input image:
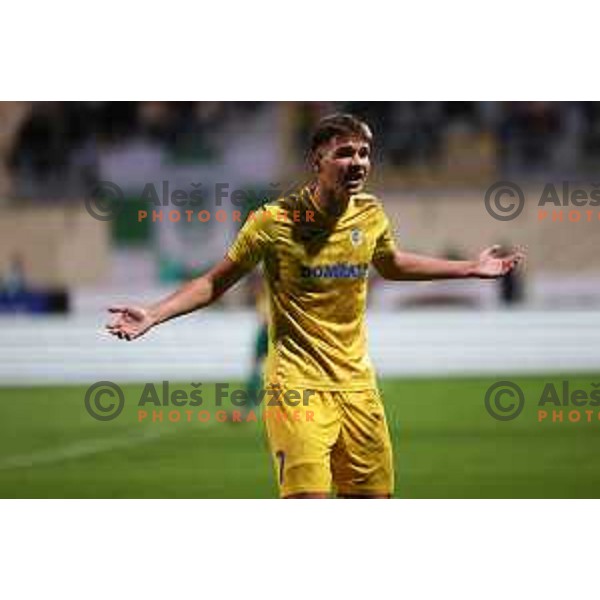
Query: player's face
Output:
[[315, 135, 371, 197]]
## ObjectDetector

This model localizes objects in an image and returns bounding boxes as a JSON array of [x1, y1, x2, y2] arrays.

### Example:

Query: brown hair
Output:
[[309, 113, 373, 155]]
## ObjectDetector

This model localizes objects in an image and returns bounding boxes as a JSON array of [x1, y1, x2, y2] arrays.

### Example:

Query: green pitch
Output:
[[1, 375, 599, 498]]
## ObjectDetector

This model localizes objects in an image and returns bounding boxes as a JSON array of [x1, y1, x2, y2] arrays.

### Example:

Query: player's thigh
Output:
[[331, 389, 394, 497], [264, 388, 340, 497]]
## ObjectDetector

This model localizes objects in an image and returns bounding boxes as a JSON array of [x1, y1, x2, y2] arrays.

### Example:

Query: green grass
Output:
[[1, 375, 599, 498]]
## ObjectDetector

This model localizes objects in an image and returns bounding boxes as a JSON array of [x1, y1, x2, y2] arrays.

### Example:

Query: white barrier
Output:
[[0, 310, 599, 385]]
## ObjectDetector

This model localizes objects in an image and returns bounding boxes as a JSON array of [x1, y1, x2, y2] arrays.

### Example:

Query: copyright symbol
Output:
[[85, 181, 124, 222], [84, 381, 125, 421], [484, 381, 525, 421], [484, 181, 525, 221]]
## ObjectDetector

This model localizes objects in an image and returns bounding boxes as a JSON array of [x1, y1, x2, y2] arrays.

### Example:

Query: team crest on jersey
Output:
[[350, 227, 363, 247]]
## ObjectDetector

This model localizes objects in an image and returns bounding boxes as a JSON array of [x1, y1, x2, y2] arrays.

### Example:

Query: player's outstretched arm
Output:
[[106, 257, 249, 341], [373, 245, 525, 281]]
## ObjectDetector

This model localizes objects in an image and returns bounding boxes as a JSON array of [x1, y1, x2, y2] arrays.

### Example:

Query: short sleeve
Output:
[[226, 210, 273, 269], [373, 209, 397, 260]]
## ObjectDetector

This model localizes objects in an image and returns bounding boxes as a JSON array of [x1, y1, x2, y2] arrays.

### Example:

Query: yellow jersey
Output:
[[226, 186, 397, 390]]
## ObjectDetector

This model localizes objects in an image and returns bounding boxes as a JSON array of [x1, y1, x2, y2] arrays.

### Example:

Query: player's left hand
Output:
[[475, 245, 526, 278]]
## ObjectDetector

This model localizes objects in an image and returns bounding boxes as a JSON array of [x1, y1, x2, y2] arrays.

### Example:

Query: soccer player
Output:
[[106, 113, 524, 499]]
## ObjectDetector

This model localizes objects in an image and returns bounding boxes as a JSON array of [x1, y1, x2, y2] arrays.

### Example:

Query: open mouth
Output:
[[345, 172, 365, 186]]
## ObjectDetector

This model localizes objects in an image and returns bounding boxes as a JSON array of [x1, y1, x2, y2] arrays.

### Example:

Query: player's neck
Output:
[[313, 184, 350, 219]]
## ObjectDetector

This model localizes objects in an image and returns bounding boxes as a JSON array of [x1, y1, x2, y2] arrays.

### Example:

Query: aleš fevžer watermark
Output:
[[484, 380, 600, 423], [484, 181, 600, 222], [84, 179, 312, 222], [84, 381, 319, 423]]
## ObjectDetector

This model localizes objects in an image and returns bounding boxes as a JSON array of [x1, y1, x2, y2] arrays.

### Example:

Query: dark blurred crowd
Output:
[[7, 101, 600, 198], [337, 101, 600, 173], [7, 102, 268, 197]]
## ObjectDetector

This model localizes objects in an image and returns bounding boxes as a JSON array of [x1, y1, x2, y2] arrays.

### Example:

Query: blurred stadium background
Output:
[[1, 101, 599, 498]]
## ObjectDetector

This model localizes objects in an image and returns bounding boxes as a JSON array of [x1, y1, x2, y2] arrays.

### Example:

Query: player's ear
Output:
[[311, 149, 321, 173]]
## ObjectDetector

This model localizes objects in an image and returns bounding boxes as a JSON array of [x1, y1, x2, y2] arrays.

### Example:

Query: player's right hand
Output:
[[105, 305, 156, 341]]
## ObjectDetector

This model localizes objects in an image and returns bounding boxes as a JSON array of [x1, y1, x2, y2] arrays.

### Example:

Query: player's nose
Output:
[[350, 155, 365, 171]]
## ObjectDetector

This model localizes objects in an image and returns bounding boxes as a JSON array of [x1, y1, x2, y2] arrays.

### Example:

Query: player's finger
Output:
[[106, 317, 125, 330], [504, 255, 521, 272], [108, 306, 130, 314], [506, 250, 523, 262], [513, 245, 528, 263], [120, 325, 140, 339], [115, 326, 129, 338], [106, 317, 124, 328]]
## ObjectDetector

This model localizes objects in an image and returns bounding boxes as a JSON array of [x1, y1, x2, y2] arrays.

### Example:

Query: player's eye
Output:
[[335, 146, 355, 158]]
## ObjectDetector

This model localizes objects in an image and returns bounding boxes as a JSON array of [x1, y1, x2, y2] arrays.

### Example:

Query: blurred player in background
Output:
[[242, 273, 269, 418], [106, 114, 524, 498]]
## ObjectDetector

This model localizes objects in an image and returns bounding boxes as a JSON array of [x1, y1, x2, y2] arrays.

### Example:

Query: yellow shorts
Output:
[[264, 387, 394, 497]]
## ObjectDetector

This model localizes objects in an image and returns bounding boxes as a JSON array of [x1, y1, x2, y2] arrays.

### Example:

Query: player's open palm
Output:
[[476, 245, 525, 279], [106, 305, 155, 341]]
